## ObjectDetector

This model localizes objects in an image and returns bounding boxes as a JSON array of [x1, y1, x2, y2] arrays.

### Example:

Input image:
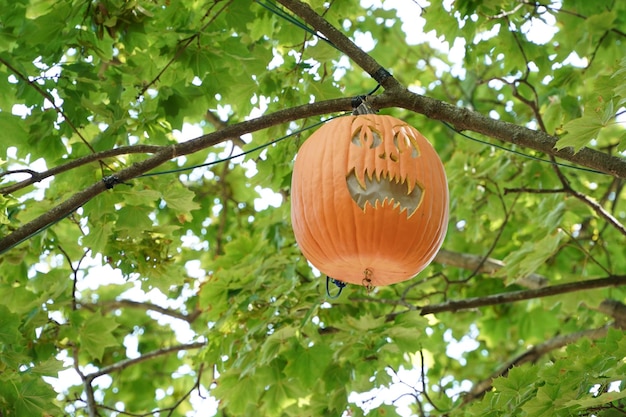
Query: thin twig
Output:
[[551, 158, 626, 237], [0, 144, 163, 195], [520, 1, 626, 38], [137, 1, 233, 97], [433, 249, 548, 289], [461, 182, 519, 283], [86, 341, 206, 381], [0, 56, 97, 155], [72, 345, 98, 417], [275, 0, 403, 91], [464, 325, 611, 402], [79, 299, 201, 323], [504, 187, 567, 194]]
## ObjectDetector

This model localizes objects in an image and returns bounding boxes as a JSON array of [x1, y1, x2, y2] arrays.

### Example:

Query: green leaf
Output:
[[338, 314, 387, 332], [283, 343, 333, 389], [117, 188, 162, 206], [13, 377, 60, 417], [0, 113, 28, 153], [555, 114, 606, 152], [260, 367, 301, 415], [78, 313, 119, 361], [562, 389, 626, 410], [492, 365, 538, 398], [83, 222, 113, 254], [0, 305, 22, 345], [28, 357, 66, 376], [259, 326, 297, 364], [116, 206, 154, 232], [162, 184, 200, 218], [212, 372, 259, 415], [497, 230, 565, 281]]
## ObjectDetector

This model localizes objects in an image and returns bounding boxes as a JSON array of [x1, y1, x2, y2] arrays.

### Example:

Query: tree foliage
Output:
[[1, 0, 626, 416]]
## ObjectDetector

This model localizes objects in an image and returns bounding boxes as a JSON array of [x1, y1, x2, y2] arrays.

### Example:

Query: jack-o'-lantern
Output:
[[291, 104, 449, 287]]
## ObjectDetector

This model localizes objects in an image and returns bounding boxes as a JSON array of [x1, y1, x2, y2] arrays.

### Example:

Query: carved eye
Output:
[[393, 129, 420, 158], [351, 127, 383, 148]]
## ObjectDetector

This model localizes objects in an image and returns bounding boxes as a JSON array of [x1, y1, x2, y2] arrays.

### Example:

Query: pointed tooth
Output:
[[356, 169, 367, 190]]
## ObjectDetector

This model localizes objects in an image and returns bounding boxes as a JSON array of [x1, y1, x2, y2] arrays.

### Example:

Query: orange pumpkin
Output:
[[291, 112, 448, 287]]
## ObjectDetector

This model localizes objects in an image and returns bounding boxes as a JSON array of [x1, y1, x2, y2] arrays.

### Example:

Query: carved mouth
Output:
[[346, 169, 423, 218]]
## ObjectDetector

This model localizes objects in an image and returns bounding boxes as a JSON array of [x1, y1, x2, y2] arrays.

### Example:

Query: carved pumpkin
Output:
[[291, 112, 449, 287]]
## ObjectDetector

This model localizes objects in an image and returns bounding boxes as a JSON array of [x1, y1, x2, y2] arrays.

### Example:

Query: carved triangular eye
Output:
[[370, 131, 382, 148], [393, 130, 420, 158], [351, 126, 383, 148]]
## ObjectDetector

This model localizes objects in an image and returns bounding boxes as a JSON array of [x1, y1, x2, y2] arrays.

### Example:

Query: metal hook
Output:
[[326, 276, 347, 299]]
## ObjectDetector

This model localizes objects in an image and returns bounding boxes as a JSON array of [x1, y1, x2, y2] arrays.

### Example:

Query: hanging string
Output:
[[255, 0, 605, 176], [140, 114, 346, 178], [254, 0, 339, 51], [440, 121, 605, 175], [0, 115, 349, 255]]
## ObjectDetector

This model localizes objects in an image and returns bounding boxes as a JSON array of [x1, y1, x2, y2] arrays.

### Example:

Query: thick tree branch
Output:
[[0, 98, 353, 254], [2, 2, 626, 253], [275, 0, 403, 91], [371, 90, 626, 179]]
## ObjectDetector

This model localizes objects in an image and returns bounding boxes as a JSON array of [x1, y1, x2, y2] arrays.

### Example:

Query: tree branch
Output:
[[79, 299, 201, 323], [275, 0, 403, 91], [0, 144, 163, 195], [433, 249, 548, 289], [72, 345, 97, 417], [0, 56, 97, 155], [372, 90, 626, 179], [2, 2, 626, 254], [465, 299, 626, 402], [0, 98, 353, 254], [277, 0, 626, 179], [418, 275, 626, 315], [464, 325, 611, 402], [86, 341, 205, 381]]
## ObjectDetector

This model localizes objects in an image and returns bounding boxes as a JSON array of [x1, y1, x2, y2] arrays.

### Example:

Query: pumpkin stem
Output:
[[352, 95, 377, 115], [362, 268, 374, 292]]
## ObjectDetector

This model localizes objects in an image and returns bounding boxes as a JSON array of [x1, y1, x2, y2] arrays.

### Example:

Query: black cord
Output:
[[255, 0, 338, 50], [441, 121, 605, 175], [326, 276, 347, 298], [139, 115, 347, 178]]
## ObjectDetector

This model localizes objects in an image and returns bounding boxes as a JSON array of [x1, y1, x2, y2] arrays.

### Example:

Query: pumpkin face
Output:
[[291, 114, 448, 286]]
